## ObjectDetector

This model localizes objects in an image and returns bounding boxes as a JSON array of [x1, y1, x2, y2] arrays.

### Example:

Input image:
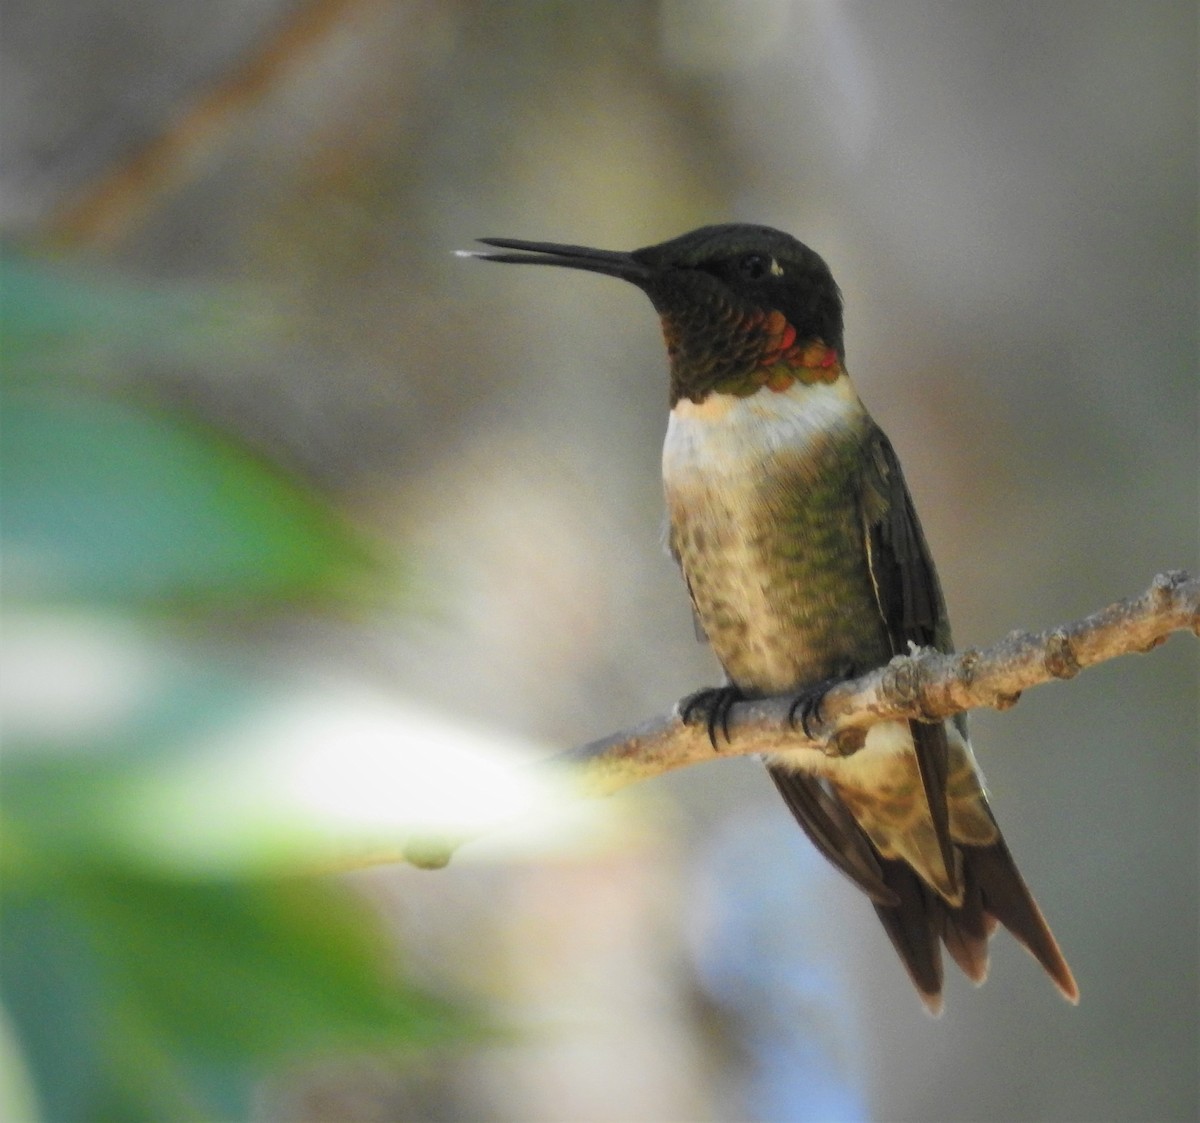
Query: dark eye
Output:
[[737, 253, 774, 281]]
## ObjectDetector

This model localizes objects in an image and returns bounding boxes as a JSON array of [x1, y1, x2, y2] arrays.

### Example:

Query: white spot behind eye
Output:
[[769, 258, 784, 276]]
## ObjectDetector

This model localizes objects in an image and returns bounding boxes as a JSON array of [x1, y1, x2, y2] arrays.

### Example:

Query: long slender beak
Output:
[[457, 237, 652, 284]]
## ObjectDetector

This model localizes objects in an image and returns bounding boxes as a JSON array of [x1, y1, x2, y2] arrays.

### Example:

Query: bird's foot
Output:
[[786, 667, 857, 739], [678, 684, 746, 749]]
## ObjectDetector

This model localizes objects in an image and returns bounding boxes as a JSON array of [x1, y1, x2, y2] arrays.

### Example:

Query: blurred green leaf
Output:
[[72, 872, 462, 1057], [0, 252, 270, 377], [0, 252, 464, 1121], [0, 1007, 41, 1123], [1, 872, 467, 1122], [1, 392, 378, 607]]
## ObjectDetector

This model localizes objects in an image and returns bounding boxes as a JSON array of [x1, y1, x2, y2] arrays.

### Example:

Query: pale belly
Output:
[[662, 381, 890, 693]]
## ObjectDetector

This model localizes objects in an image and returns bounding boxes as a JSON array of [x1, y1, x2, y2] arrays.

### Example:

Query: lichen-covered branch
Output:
[[404, 571, 1196, 868], [554, 570, 1199, 797]]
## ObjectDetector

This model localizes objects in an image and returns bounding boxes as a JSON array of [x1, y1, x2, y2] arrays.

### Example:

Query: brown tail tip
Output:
[[918, 988, 945, 1017], [968, 838, 1079, 1006], [1050, 963, 1080, 1005], [875, 836, 1079, 1011]]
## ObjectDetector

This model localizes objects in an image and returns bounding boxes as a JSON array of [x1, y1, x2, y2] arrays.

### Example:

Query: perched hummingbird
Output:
[[467, 224, 1077, 1013]]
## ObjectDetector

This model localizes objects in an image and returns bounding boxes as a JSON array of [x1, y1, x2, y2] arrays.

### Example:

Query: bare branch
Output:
[[404, 570, 1197, 867], [560, 570, 1198, 791]]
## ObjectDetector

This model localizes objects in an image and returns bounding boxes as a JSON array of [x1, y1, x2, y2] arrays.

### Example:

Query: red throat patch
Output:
[[755, 309, 840, 391], [659, 306, 842, 403]]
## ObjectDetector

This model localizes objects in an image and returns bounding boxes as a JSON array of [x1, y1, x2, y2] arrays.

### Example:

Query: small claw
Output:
[[679, 685, 744, 749], [786, 689, 823, 739], [786, 668, 856, 739], [714, 689, 738, 744]]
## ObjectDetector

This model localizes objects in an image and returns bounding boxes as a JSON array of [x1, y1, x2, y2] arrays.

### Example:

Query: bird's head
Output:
[[467, 223, 845, 405]]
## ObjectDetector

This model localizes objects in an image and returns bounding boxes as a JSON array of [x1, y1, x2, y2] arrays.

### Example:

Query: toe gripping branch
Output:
[[784, 674, 851, 740], [678, 685, 746, 749], [680, 666, 858, 750]]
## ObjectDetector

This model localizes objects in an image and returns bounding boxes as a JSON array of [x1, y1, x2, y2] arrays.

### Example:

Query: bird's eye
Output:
[[737, 253, 778, 281]]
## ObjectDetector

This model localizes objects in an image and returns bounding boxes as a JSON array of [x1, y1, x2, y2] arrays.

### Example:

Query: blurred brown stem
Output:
[[47, 0, 367, 248]]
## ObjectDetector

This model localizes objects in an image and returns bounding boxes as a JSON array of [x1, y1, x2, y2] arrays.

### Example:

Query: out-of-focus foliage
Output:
[[2, 1, 1195, 1119], [4, 392, 374, 608], [1, 875, 459, 1122], [2, 257, 374, 609], [0, 257, 471, 1122]]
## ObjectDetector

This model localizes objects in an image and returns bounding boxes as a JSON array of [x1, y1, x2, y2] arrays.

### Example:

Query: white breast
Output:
[[659, 376, 872, 691], [662, 376, 864, 481]]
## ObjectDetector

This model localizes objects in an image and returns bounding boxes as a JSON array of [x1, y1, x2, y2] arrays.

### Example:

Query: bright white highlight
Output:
[[119, 686, 614, 875]]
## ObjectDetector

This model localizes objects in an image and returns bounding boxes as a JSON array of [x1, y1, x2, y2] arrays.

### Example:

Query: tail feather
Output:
[[768, 767, 899, 906], [768, 766, 1077, 1009], [873, 835, 1077, 1011], [967, 836, 1079, 1003], [872, 858, 944, 1015], [938, 852, 991, 985]]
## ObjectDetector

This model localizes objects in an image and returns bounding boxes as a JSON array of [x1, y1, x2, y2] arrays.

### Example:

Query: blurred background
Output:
[[1, 1, 1196, 1120]]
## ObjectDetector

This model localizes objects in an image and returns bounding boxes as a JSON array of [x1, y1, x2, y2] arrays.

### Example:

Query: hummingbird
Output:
[[466, 224, 1077, 1014]]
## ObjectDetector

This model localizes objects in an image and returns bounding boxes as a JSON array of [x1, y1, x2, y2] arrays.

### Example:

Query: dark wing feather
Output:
[[858, 430, 1077, 1007], [873, 856, 945, 1014], [861, 428, 957, 896], [767, 766, 899, 906]]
